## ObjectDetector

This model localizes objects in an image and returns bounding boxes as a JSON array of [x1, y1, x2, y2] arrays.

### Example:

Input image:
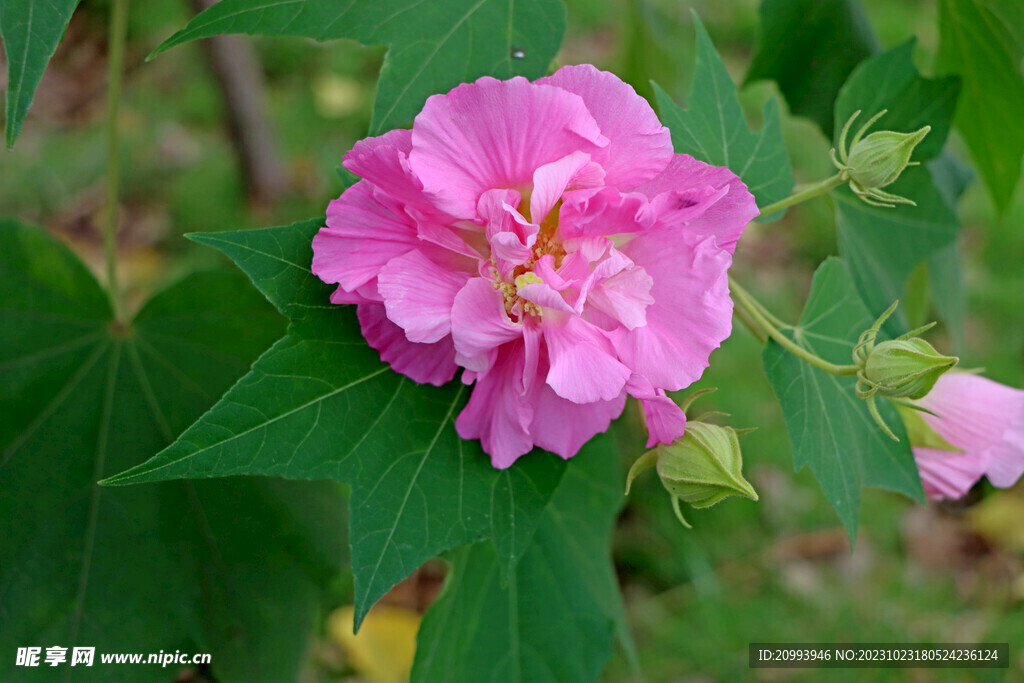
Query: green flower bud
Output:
[[852, 300, 959, 441], [830, 109, 930, 208], [862, 337, 958, 399], [846, 128, 930, 190], [626, 421, 758, 527]]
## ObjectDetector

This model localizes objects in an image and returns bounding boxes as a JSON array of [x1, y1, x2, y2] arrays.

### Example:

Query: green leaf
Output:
[[833, 168, 959, 333], [833, 40, 960, 163], [103, 219, 568, 629], [0, 220, 347, 681], [0, 0, 79, 148], [762, 258, 923, 541], [926, 151, 974, 350], [653, 17, 793, 215], [831, 41, 961, 332], [746, 0, 878, 136], [938, 0, 1024, 211], [412, 431, 628, 682], [150, 0, 566, 134]]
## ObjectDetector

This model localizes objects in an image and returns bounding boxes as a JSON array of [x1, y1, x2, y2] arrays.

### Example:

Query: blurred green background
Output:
[[2, 0, 1022, 680]]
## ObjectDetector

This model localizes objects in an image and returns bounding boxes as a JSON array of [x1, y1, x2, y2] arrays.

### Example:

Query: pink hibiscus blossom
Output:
[[912, 373, 1024, 500], [312, 65, 758, 468]]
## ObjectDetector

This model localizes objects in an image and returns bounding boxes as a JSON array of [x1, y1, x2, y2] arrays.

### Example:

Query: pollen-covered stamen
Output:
[[488, 200, 568, 321], [491, 273, 543, 320]]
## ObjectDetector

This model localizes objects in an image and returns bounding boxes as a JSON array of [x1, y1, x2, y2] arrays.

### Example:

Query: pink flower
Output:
[[312, 65, 758, 468], [912, 373, 1024, 500]]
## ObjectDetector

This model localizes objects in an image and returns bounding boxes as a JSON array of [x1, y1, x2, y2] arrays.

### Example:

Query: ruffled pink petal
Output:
[[557, 187, 654, 243], [918, 374, 1020, 447], [455, 341, 535, 468], [585, 265, 655, 330], [613, 232, 733, 391], [531, 255, 572, 291], [516, 280, 575, 314], [529, 151, 605, 224], [544, 315, 630, 403], [450, 278, 523, 372], [313, 181, 420, 293], [356, 304, 457, 386], [479, 189, 537, 280], [982, 433, 1024, 489], [410, 76, 609, 219], [342, 129, 421, 206], [626, 376, 687, 447], [633, 154, 758, 255], [539, 64, 672, 189], [918, 373, 1024, 488], [414, 211, 482, 260], [377, 250, 471, 344], [529, 382, 626, 459], [330, 281, 381, 305], [913, 447, 986, 500], [521, 321, 542, 394]]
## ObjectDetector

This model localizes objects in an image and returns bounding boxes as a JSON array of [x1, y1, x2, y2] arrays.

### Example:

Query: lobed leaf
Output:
[[938, 0, 1024, 211], [104, 219, 568, 629], [0, 0, 79, 148], [0, 220, 346, 681], [833, 40, 960, 163], [412, 431, 630, 682], [653, 16, 793, 216], [831, 41, 961, 333], [745, 0, 878, 136], [762, 258, 924, 542], [150, 0, 566, 134]]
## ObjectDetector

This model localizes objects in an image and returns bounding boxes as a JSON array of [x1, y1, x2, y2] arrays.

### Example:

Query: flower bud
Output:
[[852, 300, 959, 441], [862, 337, 958, 400], [846, 128, 930, 190], [830, 109, 930, 208], [626, 421, 758, 527]]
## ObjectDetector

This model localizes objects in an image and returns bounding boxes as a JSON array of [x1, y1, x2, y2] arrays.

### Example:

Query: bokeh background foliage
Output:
[[2, 0, 1023, 681]]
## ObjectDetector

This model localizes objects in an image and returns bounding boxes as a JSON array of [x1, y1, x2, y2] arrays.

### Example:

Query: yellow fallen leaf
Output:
[[313, 74, 365, 119], [966, 489, 1024, 554], [327, 605, 420, 683]]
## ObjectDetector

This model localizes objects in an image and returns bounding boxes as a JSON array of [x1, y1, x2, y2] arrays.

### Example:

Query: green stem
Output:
[[758, 173, 844, 218], [105, 0, 129, 322], [730, 277, 860, 377], [733, 298, 767, 344]]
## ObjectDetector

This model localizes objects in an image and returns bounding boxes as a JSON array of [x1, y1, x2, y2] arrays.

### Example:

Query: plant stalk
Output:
[[730, 277, 860, 377], [105, 0, 129, 321], [758, 173, 845, 218]]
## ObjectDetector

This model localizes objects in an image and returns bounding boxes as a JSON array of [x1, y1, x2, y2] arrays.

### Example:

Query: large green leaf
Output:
[[831, 41, 961, 332], [653, 17, 793, 215], [762, 258, 923, 541], [938, 0, 1024, 211], [833, 40, 960, 163], [150, 0, 566, 134], [0, 0, 79, 148], [925, 152, 974, 349], [103, 219, 568, 630], [745, 0, 878, 137], [412, 430, 628, 682], [0, 220, 346, 681]]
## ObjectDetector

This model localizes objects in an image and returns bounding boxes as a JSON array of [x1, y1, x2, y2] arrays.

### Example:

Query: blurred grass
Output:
[[1, 0, 1021, 681]]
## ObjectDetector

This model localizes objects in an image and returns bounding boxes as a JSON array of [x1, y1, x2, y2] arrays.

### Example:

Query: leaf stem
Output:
[[732, 297, 767, 343], [730, 277, 860, 377], [758, 173, 845, 218], [105, 0, 129, 322]]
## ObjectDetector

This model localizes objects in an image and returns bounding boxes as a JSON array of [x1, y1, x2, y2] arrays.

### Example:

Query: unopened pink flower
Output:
[[912, 373, 1024, 500], [313, 65, 758, 467]]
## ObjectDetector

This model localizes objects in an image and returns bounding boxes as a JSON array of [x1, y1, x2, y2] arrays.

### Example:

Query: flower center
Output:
[[490, 206, 568, 321]]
